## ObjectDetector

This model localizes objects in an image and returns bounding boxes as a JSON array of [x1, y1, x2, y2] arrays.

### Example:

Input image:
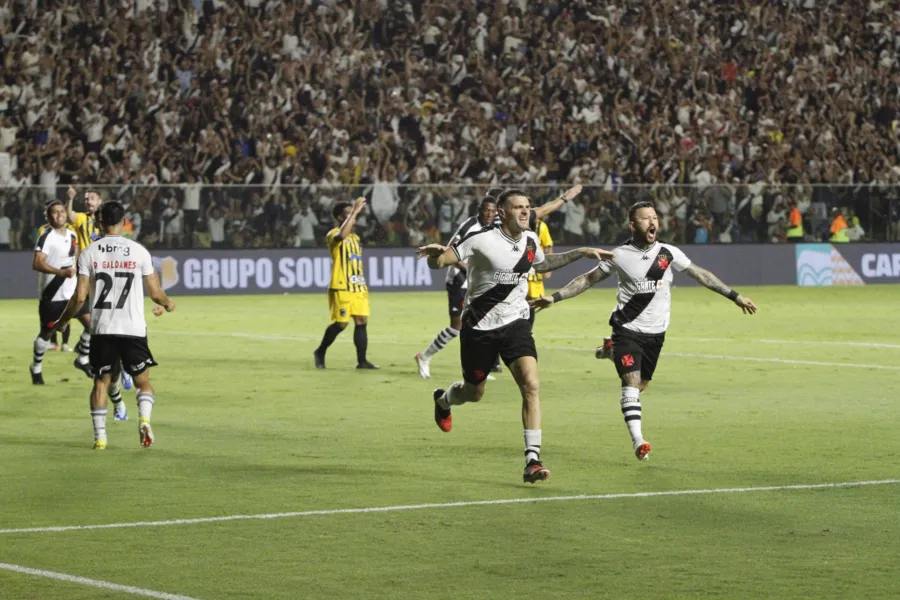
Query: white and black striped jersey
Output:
[[452, 227, 545, 331], [595, 241, 692, 335], [35, 227, 78, 302], [77, 235, 155, 337], [445, 216, 493, 288]]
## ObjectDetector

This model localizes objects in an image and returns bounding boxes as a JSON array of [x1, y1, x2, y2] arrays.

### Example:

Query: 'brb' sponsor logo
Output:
[[861, 253, 900, 278], [634, 279, 664, 294], [158, 255, 434, 290]]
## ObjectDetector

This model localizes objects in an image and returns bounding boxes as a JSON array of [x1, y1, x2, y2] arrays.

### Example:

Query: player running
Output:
[[53, 201, 176, 450], [529, 200, 757, 461], [417, 189, 613, 483], [415, 185, 581, 379], [314, 197, 379, 370]]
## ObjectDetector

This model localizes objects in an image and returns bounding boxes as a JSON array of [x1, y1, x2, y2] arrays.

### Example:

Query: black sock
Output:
[[354, 324, 368, 364], [316, 323, 344, 354], [62, 325, 71, 345]]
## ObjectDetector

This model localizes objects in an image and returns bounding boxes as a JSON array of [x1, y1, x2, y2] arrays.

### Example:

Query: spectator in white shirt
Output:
[[291, 203, 319, 247]]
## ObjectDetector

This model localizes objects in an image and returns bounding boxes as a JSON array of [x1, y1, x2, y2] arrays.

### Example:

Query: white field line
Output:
[[0, 562, 199, 600], [152, 330, 900, 370], [0, 480, 897, 536]]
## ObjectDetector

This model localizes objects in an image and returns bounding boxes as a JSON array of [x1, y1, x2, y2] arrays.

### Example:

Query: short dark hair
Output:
[[45, 200, 64, 220], [332, 202, 351, 220], [628, 200, 656, 222], [484, 187, 504, 203], [479, 195, 497, 208], [497, 189, 528, 208], [99, 201, 125, 228]]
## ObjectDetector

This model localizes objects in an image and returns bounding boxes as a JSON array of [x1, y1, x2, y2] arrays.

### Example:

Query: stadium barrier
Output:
[[1, 243, 897, 299]]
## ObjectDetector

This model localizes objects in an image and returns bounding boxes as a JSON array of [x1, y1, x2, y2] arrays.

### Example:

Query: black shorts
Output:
[[446, 284, 466, 318], [612, 326, 665, 382], [460, 319, 537, 384], [38, 300, 68, 329], [90, 335, 157, 378]]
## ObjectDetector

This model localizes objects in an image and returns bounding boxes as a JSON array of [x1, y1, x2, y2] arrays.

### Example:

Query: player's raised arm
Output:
[[65, 185, 79, 225], [417, 244, 459, 269], [529, 265, 611, 312], [532, 247, 613, 273], [683, 264, 757, 314], [336, 196, 366, 241], [532, 184, 582, 221]]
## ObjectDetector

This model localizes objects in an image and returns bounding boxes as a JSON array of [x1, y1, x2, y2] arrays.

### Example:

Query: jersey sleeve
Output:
[[77, 248, 92, 277], [34, 227, 51, 252], [326, 228, 340, 248], [139, 246, 154, 276], [452, 231, 478, 262], [669, 245, 692, 271]]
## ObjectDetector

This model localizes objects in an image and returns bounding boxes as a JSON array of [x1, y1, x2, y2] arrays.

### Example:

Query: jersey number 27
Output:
[[94, 272, 135, 310]]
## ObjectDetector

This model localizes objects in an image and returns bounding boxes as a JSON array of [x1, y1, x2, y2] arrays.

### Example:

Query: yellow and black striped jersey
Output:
[[326, 228, 367, 292], [72, 212, 102, 250], [528, 220, 554, 282]]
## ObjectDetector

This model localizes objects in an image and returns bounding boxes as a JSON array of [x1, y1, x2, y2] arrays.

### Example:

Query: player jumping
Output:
[[53, 202, 176, 449], [417, 189, 613, 483], [530, 200, 757, 461]]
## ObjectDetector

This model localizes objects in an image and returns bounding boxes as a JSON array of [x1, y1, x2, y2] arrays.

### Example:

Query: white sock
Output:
[[524, 429, 542, 465], [136, 391, 154, 421], [423, 327, 459, 360], [109, 382, 122, 405], [76, 332, 91, 363], [440, 381, 467, 408], [621, 386, 643, 446], [91, 407, 108, 442], [32, 336, 49, 372]]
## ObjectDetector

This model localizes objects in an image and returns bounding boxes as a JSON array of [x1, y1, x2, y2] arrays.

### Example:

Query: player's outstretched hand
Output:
[[528, 295, 555, 313], [561, 184, 583, 201], [353, 196, 367, 212], [416, 244, 447, 259], [581, 248, 615, 261], [152, 306, 165, 317], [735, 295, 757, 315], [66, 186, 76, 202]]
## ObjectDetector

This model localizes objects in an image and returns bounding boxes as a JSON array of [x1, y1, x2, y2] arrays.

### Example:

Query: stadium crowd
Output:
[[1, 0, 900, 250]]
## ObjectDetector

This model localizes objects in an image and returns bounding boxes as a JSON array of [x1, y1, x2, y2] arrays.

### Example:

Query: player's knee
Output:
[[450, 316, 462, 330], [519, 377, 540, 400], [335, 321, 349, 331], [639, 381, 650, 392], [354, 316, 367, 326], [466, 382, 485, 403]]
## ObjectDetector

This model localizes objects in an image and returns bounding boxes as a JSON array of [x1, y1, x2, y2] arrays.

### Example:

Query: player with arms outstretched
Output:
[[415, 185, 581, 379], [530, 201, 757, 461], [418, 189, 613, 483], [53, 202, 176, 450], [314, 197, 379, 370]]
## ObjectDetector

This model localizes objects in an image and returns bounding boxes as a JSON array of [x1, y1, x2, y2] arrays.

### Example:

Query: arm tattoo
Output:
[[533, 249, 584, 273], [556, 268, 611, 301], [684, 264, 732, 297]]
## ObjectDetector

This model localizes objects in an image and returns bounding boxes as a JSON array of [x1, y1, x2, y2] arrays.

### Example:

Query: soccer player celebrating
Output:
[[53, 201, 176, 449], [415, 185, 581, 379], [314, 197, 379, 370], [530, 201, 757, 461], [417, 189, 613, 483]]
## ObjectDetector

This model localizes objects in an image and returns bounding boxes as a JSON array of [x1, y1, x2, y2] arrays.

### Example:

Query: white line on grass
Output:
[[152, 330, 900, 371], [0, 562, 199, 600], [1, 479, 897, 536]]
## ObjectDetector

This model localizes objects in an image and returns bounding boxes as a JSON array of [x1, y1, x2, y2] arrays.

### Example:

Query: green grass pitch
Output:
[[0, 286, 898, 599]]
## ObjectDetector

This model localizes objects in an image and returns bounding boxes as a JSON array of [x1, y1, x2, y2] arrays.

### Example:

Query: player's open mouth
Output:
[[648, 226, 657, 236]]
